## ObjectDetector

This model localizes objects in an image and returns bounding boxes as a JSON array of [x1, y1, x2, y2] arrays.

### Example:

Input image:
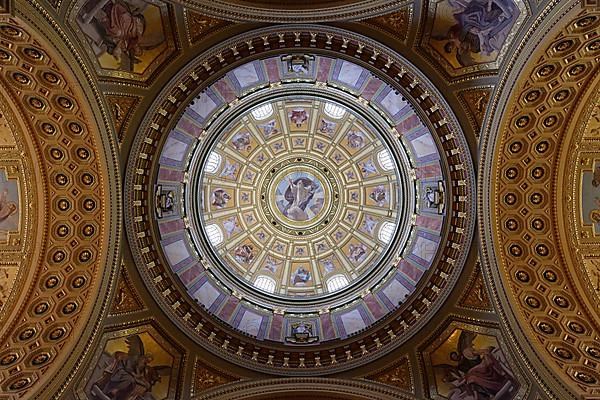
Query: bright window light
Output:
[[326, 274, 349, 292], [254, 275, 276, 293], [251, 103, 273, 120], [377, 149, 394, 171], [323, 102, 346, 119], [378, 222, 395, 243], [205, 151, 222, 173], [205, 224, 224, 246]]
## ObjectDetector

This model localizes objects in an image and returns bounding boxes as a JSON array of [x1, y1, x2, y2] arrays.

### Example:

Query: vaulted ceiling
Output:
[[0, 0, 598, 399]]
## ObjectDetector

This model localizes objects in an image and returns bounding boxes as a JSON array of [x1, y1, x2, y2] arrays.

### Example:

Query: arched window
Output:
[[378, 222, 395, 244], [205, 224, 223, 246], [254, 275, 276, 293], [204, 151, 222, 174], [326, 274, 349, 292], [377, 149, 394, 171], [251, 103, 273, 120], [323, 102, 346, 119]]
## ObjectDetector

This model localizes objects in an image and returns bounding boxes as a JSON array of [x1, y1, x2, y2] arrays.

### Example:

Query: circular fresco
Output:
[[195, 96, 408, 300]]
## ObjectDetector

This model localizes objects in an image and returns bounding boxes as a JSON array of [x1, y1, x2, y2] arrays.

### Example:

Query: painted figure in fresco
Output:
[[442, 0, 518, 67], [231, 132, 251, 152], [283, 177, 319, 221], [289, 109, 308, 127], [222, 217, 240, 237], [318, 119, 336, 136], [347, 131, 366, 149], [436, 331, 516, 400], [291, 266, 311, 285], [219, 161, 239, 179], [210, 189, 231, 209], [78, 0, 164, 72], [361, 215, 379, 235], [90, 335, 170, 400], [360, 160, 377, 177], [348, 243, 368, 264], [234, 244, 254, 264], [0, 189, 17, 224], [263, 257, 281, 273], [321, 259, 335, 274], [369, 185, 388, 207], [259, 120, 279, 137]]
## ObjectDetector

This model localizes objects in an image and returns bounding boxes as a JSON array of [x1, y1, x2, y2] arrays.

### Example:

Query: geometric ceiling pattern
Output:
[[0, 0, 597, 399]]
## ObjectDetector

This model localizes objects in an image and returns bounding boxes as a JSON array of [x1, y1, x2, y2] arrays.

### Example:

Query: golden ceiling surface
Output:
[[1, 0, 599, 399]]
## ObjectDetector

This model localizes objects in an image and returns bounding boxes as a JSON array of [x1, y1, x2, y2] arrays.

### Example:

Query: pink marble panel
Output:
[[218, 296, 239, 321], [159, 219, 185, 236], [158, 167, 184, 182], [363, 293, 386, 319], [416, 215, 443, 232]]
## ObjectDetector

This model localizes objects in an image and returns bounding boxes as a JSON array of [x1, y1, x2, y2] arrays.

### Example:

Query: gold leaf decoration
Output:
[[459, 263, 493, 311], [366, 356, 413, 392], [185, 10, 230, 44]]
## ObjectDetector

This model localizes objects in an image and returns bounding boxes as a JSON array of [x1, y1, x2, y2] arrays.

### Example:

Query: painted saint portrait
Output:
[[368, 185, 389, 207], [259, 120, 279, 137], [347, 130, 366, 149], [87, 333, 175, 400], [0, 171, 18, 232], [210, 188, 231, 209], [263, 257, 282, 273], [431, 329, 518, 400], [347, 243, 368, 264], [219, 160, 239, 180], [77, 0, 170, 75], [275, 172, 324, 222], [230, 131, 252, 152], [222, 216, 241, 237], [429, 0, 520, 69], [291, 266, 311, 286], [318, 119, 337, 136], [234, 244, 254, 264]]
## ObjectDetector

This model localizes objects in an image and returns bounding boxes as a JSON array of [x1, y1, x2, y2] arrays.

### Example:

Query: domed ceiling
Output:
[[0, 0, 597, 399]]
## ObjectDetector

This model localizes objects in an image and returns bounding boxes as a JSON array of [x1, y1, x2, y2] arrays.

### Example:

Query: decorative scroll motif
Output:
[[366, 356, 413, 392], [363, 7, 413, 42], [110, 264, 145, 315], [484, 9, 600, 394], [0, 19, 116, 398], [185, 9, 230, 44], [192, 359, 238, 395], [459, 262, 492, 311]]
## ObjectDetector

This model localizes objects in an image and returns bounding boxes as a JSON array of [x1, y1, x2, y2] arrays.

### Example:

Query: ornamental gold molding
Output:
[[481, 5, 600, 398], [0, 13, 120, 399]]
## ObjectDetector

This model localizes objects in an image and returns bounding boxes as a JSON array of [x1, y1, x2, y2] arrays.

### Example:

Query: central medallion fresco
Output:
[[198, 97, 403, 298]]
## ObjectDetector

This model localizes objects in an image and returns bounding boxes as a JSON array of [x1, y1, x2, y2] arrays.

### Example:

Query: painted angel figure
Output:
[[90, 335, 171, 400]]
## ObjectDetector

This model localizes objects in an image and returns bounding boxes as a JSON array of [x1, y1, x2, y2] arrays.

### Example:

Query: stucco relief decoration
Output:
[[74, 0, 175, 81], [423, 324, 522, 400], [421, 0, 525, 76], [185, 9, 229, 44], [83, 326, 181, 400]]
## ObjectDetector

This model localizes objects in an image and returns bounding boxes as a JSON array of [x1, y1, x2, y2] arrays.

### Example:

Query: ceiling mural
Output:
[[0, 0, 596, 398], [418, 0, 527, 77], [71, 0, 177, 82]]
